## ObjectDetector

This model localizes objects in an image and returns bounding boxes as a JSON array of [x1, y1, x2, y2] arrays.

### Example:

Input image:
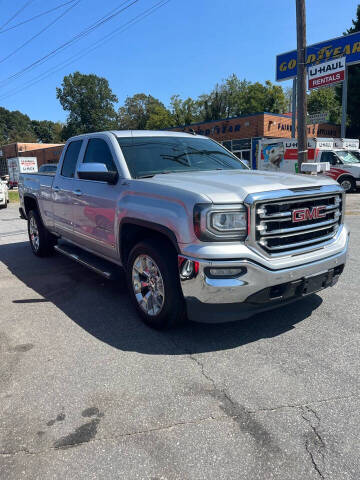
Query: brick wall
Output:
[[169, 112, 340, 142], [1, 142, 63, 161], [170, 114, 265, 141], [263, 113, 340, 138], [18, 145, 64, 167]]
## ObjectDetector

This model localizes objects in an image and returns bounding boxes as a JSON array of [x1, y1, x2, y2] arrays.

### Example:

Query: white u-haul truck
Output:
[[257, 138, 360, 192], [7, 157, 38, 189]]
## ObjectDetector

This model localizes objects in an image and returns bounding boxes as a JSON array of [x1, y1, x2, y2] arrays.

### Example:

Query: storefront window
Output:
[[232, 139, 251, 150]]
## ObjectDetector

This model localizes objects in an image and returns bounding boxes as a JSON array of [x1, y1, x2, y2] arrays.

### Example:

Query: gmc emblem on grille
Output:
[[292, 206, 327, 223]]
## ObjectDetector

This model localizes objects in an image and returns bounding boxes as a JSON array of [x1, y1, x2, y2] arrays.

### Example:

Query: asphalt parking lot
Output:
[[0, 199, 359, 480]]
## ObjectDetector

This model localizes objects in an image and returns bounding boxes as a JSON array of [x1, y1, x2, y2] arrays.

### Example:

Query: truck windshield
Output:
[[117, 136, 247, 178], [350, 150, 360, 161], [336, 150, 360, 164]]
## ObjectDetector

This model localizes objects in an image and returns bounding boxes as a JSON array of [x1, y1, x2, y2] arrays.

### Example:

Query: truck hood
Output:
[[143, 169, 338, 203]]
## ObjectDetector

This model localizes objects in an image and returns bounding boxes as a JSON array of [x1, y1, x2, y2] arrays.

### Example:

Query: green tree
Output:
[[307, 87, 341, 124], [146, 104, 173, 129], [0, 107, 37, 144], [338, 5, 360, 136], [31, 120, 64, 143], [56, 71, 118, 138], [170, 95, 199, 126], [195, 75, 287, 123], [118, 93, 172, 129], [241, 81, 287, 115]]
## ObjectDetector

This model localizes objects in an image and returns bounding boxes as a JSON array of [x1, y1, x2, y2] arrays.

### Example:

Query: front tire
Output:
[[339, 176, 356, 192], [126, 239, 185, 329], [28, 209, 57, 257]]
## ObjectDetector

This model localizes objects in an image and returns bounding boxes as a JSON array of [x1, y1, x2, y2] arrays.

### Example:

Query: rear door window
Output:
[[61, 140, 82, 178]]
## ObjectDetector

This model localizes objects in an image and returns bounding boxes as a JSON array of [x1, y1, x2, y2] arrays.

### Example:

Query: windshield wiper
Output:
[[160, 154, 190, 166], [136, 171, 178, 179]]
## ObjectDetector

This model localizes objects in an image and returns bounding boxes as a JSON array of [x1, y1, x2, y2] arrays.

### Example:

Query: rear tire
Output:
[[339, 176, 356, 192], [126, 238, 186, 329], [27, 209, 57, 257]]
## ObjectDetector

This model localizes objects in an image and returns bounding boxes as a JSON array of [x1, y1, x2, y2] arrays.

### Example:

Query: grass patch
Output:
[[8, 190, 19, 203]]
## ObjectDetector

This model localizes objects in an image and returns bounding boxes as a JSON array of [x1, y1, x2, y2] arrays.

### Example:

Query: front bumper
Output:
[[179, 229, 349, 323]]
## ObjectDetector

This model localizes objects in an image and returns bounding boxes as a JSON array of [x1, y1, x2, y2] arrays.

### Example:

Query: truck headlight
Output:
[[194, 204, 248, 241]]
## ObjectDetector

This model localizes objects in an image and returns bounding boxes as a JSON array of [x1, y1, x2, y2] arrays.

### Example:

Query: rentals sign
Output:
[[308, 58, 345, 90], [276, 31, 360, 81]]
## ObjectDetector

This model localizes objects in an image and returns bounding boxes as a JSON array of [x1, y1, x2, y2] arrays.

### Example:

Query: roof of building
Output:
[[167, 112, 293, 129]]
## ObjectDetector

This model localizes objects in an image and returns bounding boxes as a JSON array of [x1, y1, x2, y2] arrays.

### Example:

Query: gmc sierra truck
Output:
[[18, 131, 349, 329]]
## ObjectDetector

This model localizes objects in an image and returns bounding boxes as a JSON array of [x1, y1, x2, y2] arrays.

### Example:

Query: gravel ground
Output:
[[0, 200, 359, 480]]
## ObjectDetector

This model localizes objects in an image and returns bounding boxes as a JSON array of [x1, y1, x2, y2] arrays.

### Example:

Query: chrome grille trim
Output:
[[257, 203, 339, 221], [261, 231, 337, 251], [256, 194, 341, 208], [260, 217, 339, 236], [244, 185, 345, 257]]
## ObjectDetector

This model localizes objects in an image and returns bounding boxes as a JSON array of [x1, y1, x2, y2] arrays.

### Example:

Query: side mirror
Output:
[[77, 163, 118, 184]]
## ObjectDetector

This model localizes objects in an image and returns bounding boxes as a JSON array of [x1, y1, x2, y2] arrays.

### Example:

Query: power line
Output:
[[0, 0, 170, 102], [0, 0, 139, 87], [0, 0, 77, 34], [0, 1, 81, 65], [0, 0, 35, 31]]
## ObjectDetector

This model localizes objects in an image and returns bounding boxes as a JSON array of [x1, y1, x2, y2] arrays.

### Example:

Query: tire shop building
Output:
[[168, 111, 340, 168]]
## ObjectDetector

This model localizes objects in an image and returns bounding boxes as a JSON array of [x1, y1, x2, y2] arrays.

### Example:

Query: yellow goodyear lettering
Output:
[[325, 47, 333, 58], [317, 47, 326, 60], [288, 59, 296, 69], [317, 46, 332, 60], [333, 46, 341, 57], [343, 44, 351, 55], [352, 42, 360, 53], [306, 54, 316, 64], [280, 61, 287, 72]]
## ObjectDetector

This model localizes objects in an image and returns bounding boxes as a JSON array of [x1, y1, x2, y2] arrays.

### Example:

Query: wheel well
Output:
[[120, 223, 178, 266], [24, 196, 39, 216], [337, 174, 354, 182]]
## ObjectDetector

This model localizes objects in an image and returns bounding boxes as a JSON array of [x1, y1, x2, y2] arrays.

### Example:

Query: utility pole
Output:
[[291, 78, 297, 138], [296, 0, 307, 170], [341, 66, 348, 138]]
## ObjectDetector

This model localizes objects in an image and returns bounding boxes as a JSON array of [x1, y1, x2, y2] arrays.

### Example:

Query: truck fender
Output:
[[22, 193, 44, 223], [119, 218, 180, 265]]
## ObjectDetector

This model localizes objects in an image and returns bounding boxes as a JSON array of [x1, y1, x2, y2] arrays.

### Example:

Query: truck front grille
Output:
[[254, 194, 343, 256]]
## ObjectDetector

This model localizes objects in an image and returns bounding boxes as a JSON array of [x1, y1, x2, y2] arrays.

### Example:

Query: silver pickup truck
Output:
[[19, 130, 349, 328]]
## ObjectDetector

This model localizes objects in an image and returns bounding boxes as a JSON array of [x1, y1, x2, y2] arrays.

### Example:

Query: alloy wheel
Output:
[[29, 216, 40, 251], [132, 254, 165, 316], [340, 179, 352, 192]]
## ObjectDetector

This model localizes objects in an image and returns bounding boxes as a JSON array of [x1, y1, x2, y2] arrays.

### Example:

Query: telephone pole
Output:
[[296, 0, 307, 170]]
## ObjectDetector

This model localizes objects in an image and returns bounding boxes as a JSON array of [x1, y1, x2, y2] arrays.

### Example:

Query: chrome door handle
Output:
[[73, 189, 83, 196]]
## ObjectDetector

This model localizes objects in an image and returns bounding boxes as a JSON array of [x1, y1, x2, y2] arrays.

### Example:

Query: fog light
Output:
[[206, 267, 246, 279], [178, 256, 199, 280]]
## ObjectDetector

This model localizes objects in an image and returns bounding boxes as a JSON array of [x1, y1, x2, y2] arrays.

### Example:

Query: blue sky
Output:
[[0, 0, 358, 122]]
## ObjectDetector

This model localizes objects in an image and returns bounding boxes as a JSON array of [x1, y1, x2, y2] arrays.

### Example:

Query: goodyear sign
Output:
[[276, 31, 360, 81]]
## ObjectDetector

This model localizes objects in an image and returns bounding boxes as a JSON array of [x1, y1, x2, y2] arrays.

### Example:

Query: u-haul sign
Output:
[[308, 57, 345, 90]]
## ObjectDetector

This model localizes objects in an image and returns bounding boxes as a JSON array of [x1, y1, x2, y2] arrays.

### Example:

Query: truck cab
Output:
[[317, 149, 360, 192]]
